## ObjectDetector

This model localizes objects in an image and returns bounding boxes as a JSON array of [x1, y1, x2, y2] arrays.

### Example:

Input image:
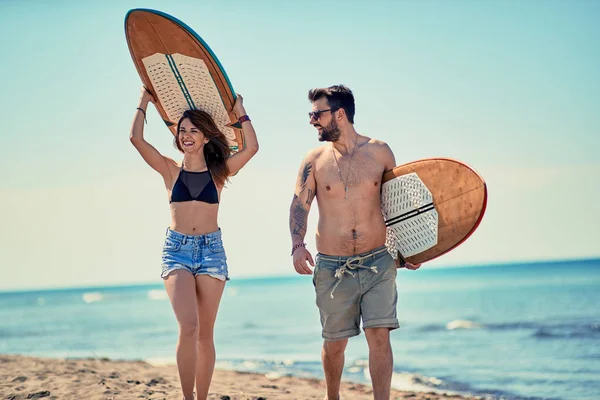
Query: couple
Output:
[[130, 84, 421, 400]]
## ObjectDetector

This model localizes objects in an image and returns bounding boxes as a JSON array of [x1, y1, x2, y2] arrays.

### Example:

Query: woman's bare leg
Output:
[[164, 270, 198, 400], [194, 275, 226, 400]]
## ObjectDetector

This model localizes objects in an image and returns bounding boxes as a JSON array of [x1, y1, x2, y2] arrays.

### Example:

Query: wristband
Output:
[[291, 243, 306, 256], [238, 114, 251, 124], [136, 107, 147, 124]]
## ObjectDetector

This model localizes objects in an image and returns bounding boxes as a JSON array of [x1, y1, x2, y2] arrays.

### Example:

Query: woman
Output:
[[130, 87, 258, 400]]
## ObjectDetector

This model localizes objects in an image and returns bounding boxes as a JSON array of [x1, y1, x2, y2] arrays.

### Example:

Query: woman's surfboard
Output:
[[124, 9, 244, 152], [381, 158, 487, 265]]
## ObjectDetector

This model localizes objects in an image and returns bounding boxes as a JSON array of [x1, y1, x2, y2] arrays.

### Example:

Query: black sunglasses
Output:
[[308, 108, 337, 120]]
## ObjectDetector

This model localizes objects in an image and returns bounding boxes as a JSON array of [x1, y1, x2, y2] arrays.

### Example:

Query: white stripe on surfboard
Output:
[[381, 172, 438, 258]]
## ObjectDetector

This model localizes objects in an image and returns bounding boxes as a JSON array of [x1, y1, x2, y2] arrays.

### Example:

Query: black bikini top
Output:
[[170, 168, 219, 204]]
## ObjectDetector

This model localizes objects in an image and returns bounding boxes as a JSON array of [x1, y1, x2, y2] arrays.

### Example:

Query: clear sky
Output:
[[0, 0, 598, 291]]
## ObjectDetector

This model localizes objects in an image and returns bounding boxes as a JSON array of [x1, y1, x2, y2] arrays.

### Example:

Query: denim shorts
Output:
[[161, 228, 229, 281], [313, 245, 399, 341]]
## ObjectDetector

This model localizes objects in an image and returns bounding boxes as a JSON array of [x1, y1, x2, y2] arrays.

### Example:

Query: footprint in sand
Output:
[[27, 390, 51, 399]]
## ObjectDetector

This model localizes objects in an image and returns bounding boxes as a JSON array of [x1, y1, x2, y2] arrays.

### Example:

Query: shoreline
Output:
[[1, 354, 479, 399]]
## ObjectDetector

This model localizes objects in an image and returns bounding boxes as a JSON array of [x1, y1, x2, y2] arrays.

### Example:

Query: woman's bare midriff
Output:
[[169, 201, 220, 235]]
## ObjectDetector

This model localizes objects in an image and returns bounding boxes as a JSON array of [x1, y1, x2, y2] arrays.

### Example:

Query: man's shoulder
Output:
[[365, 137, 389, 148], [362, 136, 392, 154], [304, 144, 329, 160], [360, 136, 395, 169]]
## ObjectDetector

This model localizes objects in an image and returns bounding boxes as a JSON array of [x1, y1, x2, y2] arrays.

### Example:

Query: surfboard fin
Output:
[[226, 121, 243, 129], [396, 251, 407, 268]]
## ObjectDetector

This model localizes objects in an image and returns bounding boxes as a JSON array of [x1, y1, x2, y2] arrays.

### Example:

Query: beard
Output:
[[317, 118, 341, 142]]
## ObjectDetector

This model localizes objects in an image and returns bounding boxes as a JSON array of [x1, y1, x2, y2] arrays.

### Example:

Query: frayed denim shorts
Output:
[[161, 228, 229, 281]]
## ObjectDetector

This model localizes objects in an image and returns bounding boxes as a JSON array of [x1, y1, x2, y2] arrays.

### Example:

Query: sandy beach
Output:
[[0, 355, 477, 400]]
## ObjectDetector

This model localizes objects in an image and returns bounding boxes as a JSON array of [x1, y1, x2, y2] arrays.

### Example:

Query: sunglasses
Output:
[[308, 108, 337, 120]]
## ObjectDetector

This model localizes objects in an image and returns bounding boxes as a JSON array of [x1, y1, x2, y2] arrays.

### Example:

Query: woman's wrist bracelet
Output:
[[136, 107, 147, 124], [238, 114, 251, 124]]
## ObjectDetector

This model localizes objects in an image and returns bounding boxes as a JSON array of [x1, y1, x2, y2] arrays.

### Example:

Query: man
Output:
[[289, 85, 421, 400]]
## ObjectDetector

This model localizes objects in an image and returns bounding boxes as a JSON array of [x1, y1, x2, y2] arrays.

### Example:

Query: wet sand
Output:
[[1, 355, 478, 399]]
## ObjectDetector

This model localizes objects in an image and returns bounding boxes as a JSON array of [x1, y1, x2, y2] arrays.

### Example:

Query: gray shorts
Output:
[[313, 245, 399, 341]]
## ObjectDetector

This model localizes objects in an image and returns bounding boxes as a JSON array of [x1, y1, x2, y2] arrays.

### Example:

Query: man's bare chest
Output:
[[315, 152, 384, 194]]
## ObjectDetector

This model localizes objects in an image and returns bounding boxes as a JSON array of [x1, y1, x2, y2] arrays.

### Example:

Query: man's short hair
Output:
[[308, 85, 355, 124]]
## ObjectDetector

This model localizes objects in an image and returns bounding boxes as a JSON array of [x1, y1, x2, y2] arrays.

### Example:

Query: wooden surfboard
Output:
[[124, 8, 244, 152], [381, 158, 487, 265]]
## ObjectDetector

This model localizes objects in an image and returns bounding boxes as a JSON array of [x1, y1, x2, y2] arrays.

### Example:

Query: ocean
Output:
[[1, 258, 599, 400]]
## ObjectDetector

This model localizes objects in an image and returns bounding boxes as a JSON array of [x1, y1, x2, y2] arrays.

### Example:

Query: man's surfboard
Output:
[[124, 9, 244, 152], [381, 158, 487, 265]]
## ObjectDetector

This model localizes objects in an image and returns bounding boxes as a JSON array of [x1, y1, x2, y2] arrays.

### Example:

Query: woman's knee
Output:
[[196, 325, 215, 342], [179, 320, 198, 338]]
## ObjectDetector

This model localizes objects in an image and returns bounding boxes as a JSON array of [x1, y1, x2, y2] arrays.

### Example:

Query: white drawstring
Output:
[[329, 253, 383, 299]]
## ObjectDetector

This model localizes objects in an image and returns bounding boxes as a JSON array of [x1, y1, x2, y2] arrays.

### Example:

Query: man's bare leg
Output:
[[365, 328, 393, 400], [322, 338, 348, 400]]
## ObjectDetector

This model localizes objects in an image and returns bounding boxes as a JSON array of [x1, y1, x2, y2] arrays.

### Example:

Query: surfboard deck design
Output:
[[381, 158, 487, 265], [124, 9, 244, 152]]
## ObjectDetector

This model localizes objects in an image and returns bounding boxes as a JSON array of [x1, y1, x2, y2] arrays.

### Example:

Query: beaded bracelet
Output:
[[291, 242, 306, 256]]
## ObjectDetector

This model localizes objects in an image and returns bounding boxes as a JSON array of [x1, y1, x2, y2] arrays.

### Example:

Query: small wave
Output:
[[446, 319, 483, 330], [533, 329, 555, 338], [215, 360, 236, 370], [344, 359, 368, 374], [386, 370, 454, 394], [265, 372, 288, 380], [349, 359, 369, 367], [242, 360, 262, 370], [0, 329, 45, 339], [147, 289, 168, 300], [487, 321, 541, 330], [82, 292, 103, 303], [533, 326, 600, 340], [418, 320, 600, 339], [418, 323, 445, 332], [418, 320, 540, 332]]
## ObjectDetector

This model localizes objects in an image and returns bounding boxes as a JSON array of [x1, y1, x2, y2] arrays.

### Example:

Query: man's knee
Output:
[[323, 338, 348, 357], [364, 327, 390, 347]]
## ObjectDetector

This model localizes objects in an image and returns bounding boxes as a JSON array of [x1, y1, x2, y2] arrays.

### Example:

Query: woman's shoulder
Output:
[[162, 157, 179, 170], [162, 157, 181, 182]]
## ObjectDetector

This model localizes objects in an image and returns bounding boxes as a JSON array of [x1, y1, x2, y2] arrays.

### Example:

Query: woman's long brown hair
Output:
[[174, 110, 232, 187]]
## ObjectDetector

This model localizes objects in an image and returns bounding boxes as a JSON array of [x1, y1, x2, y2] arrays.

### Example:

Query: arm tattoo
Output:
[[300, 162, 312, 193], [290, 196, 308, 239], [290, 160, 312, 241], [306, 188, 315, 205]]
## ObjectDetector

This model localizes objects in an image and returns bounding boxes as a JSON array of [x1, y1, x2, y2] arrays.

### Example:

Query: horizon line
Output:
[[1, 255, 598, 294]]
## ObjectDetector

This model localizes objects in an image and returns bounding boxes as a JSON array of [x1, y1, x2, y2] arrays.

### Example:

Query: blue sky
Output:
[[0, 0, 598, 291]]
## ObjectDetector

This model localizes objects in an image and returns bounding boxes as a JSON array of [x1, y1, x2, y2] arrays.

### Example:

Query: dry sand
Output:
[[1, 355, 477, 400]]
